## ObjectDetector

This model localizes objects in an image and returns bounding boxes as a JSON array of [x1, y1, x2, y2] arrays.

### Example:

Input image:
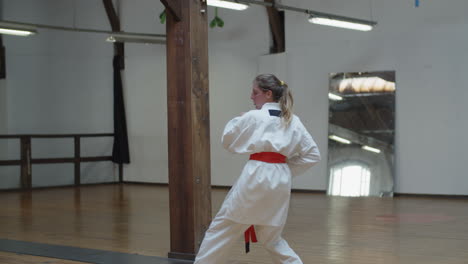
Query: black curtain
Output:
[[111, 55, 130, 164]]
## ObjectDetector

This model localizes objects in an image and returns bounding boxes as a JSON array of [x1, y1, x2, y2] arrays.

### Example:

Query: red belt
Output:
[[244, 225, 257, 253], [249, 152, 286, 163], [244, 152, 286, 253]]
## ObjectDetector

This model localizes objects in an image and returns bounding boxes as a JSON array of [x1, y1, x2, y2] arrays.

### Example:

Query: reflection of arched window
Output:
[[328, 162, 370, 197]]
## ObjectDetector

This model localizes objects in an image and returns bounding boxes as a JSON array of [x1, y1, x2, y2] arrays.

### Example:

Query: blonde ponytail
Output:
[[279, 84, 293, 126]]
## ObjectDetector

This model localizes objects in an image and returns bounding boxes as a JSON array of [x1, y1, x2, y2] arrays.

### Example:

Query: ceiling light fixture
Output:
[[0, 20, 166, 43], [328, 93, 343, 101], [329, 135, 351, 144], [207, 0, 249, 10], [213, 0, 377, 31], [308, 16, 375, 31], [0, 22, 37, 36], [106, 33, 166, 45], [362, 145, 381, 153]]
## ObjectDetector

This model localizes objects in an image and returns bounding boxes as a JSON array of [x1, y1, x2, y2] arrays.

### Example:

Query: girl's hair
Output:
[[254, 74, 294, 126]]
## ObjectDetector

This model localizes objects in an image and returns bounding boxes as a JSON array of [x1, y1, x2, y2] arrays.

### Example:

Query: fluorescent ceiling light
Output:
[[106, 34, 165, 45], [0, 22, 37, 36], [308, 16, 374, 31], [207, 0, 249, 10], [329, 135, 351, 144], [328, 93, 343, 101], [362, 145, 381, 153], [0, 28, 36, 36]]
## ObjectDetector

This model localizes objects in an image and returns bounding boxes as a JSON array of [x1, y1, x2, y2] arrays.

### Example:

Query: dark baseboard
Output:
[[210, 184, 326, 194], [394, 192, 468, 199], [0, 182, 118, 192], [291, 188, 326, 194], [122, 181, 168, 187], [5, 181, 465, 199], [123, 183, 467, 198], [167, 251, 196, 261]]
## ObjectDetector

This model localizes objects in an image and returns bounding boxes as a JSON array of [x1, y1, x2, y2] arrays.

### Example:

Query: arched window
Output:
[[328, 162, 370, 197]]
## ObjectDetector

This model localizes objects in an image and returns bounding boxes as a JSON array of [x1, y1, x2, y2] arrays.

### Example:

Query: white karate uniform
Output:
[[195, 102, 320, 264]]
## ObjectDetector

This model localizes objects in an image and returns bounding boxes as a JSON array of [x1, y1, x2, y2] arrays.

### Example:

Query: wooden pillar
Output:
[[161, 0, 212, 260]]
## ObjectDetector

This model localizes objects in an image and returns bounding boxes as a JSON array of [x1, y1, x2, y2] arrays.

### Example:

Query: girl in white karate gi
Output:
[[195, 74, 321, 264]]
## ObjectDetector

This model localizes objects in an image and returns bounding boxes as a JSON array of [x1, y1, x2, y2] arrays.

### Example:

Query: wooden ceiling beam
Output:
[[265, 0, 285, 53], [103, 0, 120, 31], [102, 0, 124, 64], [160, 0, 182, 21]]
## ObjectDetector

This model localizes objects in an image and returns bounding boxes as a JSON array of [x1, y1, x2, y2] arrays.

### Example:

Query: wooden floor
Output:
[[1, 184, 467, 264]]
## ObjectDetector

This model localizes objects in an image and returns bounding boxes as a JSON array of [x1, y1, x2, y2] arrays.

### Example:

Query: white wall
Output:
[[1, 0, 116, 188], [118, 0, 168, 183], [285, 0, 468, 194], [208, 5, 271, 186]]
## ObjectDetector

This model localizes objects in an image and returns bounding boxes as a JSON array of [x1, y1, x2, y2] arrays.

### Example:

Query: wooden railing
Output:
[[0, 133, 122, 190]]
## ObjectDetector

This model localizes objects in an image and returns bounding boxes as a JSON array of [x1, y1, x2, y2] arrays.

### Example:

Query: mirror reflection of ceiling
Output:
[[329, 71, 396, 145], [338, 77, 395, 94]]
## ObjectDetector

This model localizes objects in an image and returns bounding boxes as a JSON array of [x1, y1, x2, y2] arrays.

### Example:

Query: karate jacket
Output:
[[219, 102, 321, 227]]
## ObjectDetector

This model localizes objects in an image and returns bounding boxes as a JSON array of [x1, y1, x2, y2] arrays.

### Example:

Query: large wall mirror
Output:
[[327, 71, 396, 197]]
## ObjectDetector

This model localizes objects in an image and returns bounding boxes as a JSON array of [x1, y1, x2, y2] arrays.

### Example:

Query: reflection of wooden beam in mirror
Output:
[[359, 96, 387, 127]]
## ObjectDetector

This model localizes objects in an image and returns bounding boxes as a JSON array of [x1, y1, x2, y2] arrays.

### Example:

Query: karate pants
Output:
[[194, 216, 303, 264]]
